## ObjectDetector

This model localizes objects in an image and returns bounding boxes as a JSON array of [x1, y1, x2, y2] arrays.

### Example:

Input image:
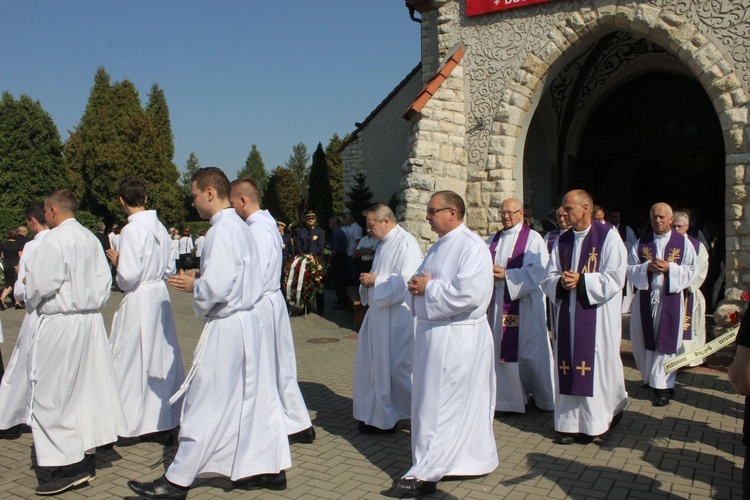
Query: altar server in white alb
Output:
[[24, 190, 126, 495], [230, 178, 315, 445], [627, 203, 697, 407], [0, 202, 50, 440], [541, 189, 628, 445], [128, 168, 290, 500], [487, 198, 555, 414], [106, 177, 185, 442], [353, 203, 422, 434], [396, 191, 498, 496], [672, 211, 709, 367]]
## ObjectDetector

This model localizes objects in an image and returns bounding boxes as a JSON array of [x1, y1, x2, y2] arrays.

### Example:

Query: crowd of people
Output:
[[0, 173, 738, 497]]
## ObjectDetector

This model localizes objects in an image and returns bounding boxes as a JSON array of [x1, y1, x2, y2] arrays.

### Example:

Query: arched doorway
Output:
[[573, 71, 724, 247]]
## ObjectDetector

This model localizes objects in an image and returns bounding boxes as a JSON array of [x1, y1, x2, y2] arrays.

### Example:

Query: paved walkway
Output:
[[0, 288, 743, 498]]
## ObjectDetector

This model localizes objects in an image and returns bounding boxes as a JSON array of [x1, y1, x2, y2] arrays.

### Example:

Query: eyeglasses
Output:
[[499, 209, 522, 216], [426, 207, 453, 216]]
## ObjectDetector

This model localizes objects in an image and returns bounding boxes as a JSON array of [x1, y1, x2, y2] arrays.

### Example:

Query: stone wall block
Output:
[[498, 179, 516, 195], [414, 140, 440, 158], [632, 3, 661, 32], [726, 164, 745, 185], [536, 40, 563, 66], [688, 44, 721, 76], [725, 128, 747, 155], [593, 1, 618, 24], [613, 4, 636, 30], [467, 181, 481, 203], [719, 107, 749, 131], [709, 73, 742, 97], [434, 177, 465, 195], [728, 236, 741, 251], [519, 53, 549, 80], [560, 26, 581, 47], [466, 207, 487, 231], [730, 184, 749, 204], [468, 170, 488, 182], [728, 203, 744, 220]]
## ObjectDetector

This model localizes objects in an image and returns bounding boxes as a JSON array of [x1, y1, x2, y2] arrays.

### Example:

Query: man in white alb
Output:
[[25, 190, 126, 495], [541, 189, 628, 445], [0, 202, 50, 440], [230, 178, 315, 445], [353, 203, 422, 434], [106, 177, 185, 442], [487, 198, 554, 414], [128, 168, 290, 499], [396, 191, 498, 495]]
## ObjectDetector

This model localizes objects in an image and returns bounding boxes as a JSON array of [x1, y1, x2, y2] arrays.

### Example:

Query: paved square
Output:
[[0, 288, 743, 498]]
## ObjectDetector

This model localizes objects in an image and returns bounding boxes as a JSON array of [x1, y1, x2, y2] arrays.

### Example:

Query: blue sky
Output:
[[0, 1, 421, 179]]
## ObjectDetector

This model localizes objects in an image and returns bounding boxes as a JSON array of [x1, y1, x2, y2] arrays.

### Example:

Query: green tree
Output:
[[237, 144, 268, 195], [307, 143, 333, 231], [325, 133, 345, 214], [264, 166, 300, 224], [0, 92, 67, 209], [64, 67, 183, 226], [181, 152, 200, 196], [345, 172, 374, 227], [285, 142, 309, 203], [145, 84, 174, 161]]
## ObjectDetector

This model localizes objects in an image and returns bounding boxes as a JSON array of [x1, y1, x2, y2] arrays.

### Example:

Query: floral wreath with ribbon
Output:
[[283, 254, 325, 308]]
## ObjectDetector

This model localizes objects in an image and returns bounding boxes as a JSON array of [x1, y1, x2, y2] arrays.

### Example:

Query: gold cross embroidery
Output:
[[559, 361, 570, 375], [582, 248, 598, 273], [668, 248, 681, 263], [576, 361, 592, 376]]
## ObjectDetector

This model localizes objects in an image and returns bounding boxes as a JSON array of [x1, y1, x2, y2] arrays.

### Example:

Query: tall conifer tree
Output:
[[0, 92, 67, 209], [237, 144, 268, 195], [325, 133, 345, 215], [307, 143, 333, 229], [285, 142, 310, 203], [264, 166, 299, 224]]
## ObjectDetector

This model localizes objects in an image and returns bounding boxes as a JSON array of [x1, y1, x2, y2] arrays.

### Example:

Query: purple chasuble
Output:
[[637, 231, 686, 355], [556, 222, 608, 397], [682, 236, 700, 340], [489, 224, 530, 363]]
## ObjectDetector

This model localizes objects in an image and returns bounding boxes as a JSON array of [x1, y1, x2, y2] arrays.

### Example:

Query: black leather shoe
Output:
[[655, 396, 670, 407], [232, 470, 287, 491], [127, 476, 188, 499], [288, 426, 316, 444], [555, 435, 575, 445], [358, 421, 398, 434], [36, 470, 94, 495], [394, 477, 437, 496]]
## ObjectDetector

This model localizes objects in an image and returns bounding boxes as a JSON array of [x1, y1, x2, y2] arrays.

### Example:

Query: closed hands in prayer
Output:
[[647, 258, 670, 274], [560, 270, 580, 290], [408, 272, 431, 296], [359, 272, 376, 288], [492, 265, 505, 280]]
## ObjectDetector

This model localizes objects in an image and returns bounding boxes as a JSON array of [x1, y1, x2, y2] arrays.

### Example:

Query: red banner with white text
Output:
[[466, 0, 557, 16]]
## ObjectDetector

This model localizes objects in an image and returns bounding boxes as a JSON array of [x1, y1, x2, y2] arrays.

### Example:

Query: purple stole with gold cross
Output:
[[556, 222, 609, 397], [637, 230, 685, 355], [682, 236, 700, 340], [489, 224, 530, 362]]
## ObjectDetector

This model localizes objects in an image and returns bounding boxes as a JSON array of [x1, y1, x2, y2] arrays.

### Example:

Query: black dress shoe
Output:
[[288, 426, 316, 444], [36, 469, 95, 495], [655, 396, 670, 407], [554, 435, 575, 445], [127, 475, 188, 499], [358, 421, 398, 434], [394, 477, 437, 496], [232, 470, 287, 491]]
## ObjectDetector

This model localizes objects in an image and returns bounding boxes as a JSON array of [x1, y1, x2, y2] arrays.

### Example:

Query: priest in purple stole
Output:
[[542, 190, 628, 445], [627, 203, 697, 406], [487, 198, 555, 413], [672, 211, 708, 367]]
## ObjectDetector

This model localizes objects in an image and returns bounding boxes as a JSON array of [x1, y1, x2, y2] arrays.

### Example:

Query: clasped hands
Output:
[[647, 258, 670, 274], [408, 272, 432, 296], [560, 270, 580, 290]]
